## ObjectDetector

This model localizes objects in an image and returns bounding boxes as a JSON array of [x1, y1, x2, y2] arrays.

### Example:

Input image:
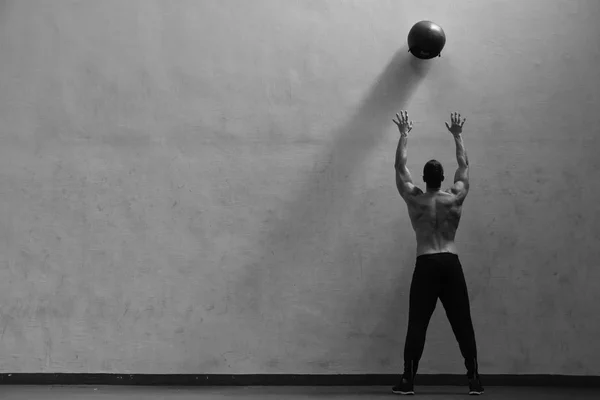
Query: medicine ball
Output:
[[407, 21, 446, 59]]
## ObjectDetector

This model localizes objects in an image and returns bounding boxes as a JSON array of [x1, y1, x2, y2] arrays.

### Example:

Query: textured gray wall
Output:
[[0, 0, 599, 375]]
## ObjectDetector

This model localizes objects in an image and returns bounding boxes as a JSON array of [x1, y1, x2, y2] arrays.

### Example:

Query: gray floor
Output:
[[1, 386, 599, 399]]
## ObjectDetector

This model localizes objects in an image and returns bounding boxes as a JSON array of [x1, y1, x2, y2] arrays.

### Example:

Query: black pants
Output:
[[403, 252, 479, 379]]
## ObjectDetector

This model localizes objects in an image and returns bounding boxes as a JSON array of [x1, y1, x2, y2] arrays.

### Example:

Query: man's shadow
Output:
[[229, 46, 433, 368]]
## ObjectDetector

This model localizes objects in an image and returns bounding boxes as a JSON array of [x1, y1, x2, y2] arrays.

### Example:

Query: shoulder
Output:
[[445, 184, 468, 205], [408, 186, 424, 197], [401, 186, 424, 203]]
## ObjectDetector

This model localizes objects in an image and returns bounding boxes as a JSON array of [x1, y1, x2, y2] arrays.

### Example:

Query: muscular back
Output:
[[405, 190, 464, 256], [392, 110, 470, 256]]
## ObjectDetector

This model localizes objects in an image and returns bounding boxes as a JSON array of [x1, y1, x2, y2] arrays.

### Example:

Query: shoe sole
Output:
[[469, 390, 484, 395], [392, 389, 414, 395]]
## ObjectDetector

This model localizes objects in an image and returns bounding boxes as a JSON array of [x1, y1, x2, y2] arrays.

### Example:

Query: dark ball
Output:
[[407, 21, 446, 59]]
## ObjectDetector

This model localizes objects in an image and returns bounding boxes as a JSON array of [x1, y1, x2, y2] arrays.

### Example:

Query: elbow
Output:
[[395, 161, 407, 172]]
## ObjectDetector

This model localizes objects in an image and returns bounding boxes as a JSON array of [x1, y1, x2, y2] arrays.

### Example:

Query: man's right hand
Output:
[[445, 112, 466, 136]]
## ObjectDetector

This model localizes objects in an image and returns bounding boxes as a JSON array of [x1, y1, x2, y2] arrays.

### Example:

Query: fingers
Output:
[[450, 112, 465, 125], [396, 110, 465, 131], [393, 110, 415, 133], [395, 111, 410, 124], [397, 111, 408, 122]]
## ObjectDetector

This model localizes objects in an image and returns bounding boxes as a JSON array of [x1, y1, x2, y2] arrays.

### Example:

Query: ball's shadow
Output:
[[230, 47, 433, 371]]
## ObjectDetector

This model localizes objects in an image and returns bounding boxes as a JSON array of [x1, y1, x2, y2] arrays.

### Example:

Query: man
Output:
[[390, 111, 484, 396]]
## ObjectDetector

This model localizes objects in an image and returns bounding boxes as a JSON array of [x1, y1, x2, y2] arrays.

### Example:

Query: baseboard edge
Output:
[[0, 373, 598, 387]]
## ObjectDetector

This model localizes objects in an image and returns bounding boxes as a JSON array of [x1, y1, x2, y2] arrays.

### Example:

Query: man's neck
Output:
[[426, 187, 441, 193]]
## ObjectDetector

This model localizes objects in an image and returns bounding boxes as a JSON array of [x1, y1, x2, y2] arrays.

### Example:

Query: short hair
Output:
[[423, 159, 444, 189]]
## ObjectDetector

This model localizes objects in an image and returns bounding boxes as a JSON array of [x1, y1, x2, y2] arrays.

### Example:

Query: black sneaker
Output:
[[468, 375, 484, 395], [392, 376, 414, 395]]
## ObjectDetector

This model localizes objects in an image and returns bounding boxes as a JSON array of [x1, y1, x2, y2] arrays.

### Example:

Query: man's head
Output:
[[423, 159, 444, 190]]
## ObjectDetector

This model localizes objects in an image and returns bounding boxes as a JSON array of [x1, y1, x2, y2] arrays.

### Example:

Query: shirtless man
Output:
[[390, 111, 484, 396]]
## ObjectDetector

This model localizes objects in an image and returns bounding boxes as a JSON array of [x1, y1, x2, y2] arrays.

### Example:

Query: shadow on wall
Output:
[[231, 46, 432, 370]]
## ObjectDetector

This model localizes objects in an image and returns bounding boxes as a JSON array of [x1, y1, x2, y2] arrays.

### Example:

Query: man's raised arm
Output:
[[445, 113, 470, 203]]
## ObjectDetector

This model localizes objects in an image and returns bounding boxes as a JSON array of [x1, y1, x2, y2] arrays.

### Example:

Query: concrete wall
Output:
[[0, 0, 599, 375]]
